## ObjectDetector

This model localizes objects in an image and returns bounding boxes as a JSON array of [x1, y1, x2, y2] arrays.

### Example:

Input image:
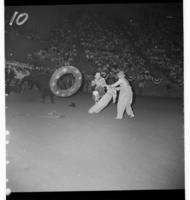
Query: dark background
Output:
[[5, 3, 183, 37]]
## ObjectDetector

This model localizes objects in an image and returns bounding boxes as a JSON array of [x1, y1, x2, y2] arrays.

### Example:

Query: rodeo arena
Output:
[[5, 4, 184, 193]]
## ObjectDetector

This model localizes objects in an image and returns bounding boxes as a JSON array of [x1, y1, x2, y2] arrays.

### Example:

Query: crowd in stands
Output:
[[6, 10, 183, 94]]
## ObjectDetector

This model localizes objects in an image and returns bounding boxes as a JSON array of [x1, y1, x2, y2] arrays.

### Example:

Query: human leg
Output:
[[125, 94, 134, 118], [116, 95, 127, 119], [126, 103, 135, 118]]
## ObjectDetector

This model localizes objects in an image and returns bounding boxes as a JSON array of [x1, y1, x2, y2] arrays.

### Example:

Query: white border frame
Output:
[[184, 0, 190, 199], [0, 0, 6, 199], [0, 2, 188, 199]]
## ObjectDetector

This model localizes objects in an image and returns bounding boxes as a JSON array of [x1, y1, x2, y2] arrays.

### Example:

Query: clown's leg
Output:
[[116, 97, 127, 119], [125, 93, 134, 117], [93, 91, 99, 103], [126, 102, 134, 118], [95, 95, 99, 103]]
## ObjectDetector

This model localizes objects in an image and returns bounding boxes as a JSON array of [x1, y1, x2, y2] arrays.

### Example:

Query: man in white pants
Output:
[[112, 71, 135, 119]]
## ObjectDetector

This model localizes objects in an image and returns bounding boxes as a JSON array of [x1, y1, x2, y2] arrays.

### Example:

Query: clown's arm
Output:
[[111, 79, 122, 87], [115, 87, 121, 91]]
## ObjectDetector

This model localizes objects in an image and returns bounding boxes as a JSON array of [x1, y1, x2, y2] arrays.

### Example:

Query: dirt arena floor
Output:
[[6, 90, 184, 192]]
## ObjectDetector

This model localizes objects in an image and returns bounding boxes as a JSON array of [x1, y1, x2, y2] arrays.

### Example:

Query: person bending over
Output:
[[112, 71, 135, 119]]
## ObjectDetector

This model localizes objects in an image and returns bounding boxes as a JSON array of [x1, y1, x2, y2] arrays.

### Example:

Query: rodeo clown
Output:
[[91, 72, 107, 103], [111, 70, 135, 119]]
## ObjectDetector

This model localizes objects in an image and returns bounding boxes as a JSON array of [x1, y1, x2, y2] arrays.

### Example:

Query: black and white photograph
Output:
[[2, 0, 187, 199]]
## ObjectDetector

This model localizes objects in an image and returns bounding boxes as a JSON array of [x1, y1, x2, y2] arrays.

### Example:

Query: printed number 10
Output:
[[9, 11, 29, 26]]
